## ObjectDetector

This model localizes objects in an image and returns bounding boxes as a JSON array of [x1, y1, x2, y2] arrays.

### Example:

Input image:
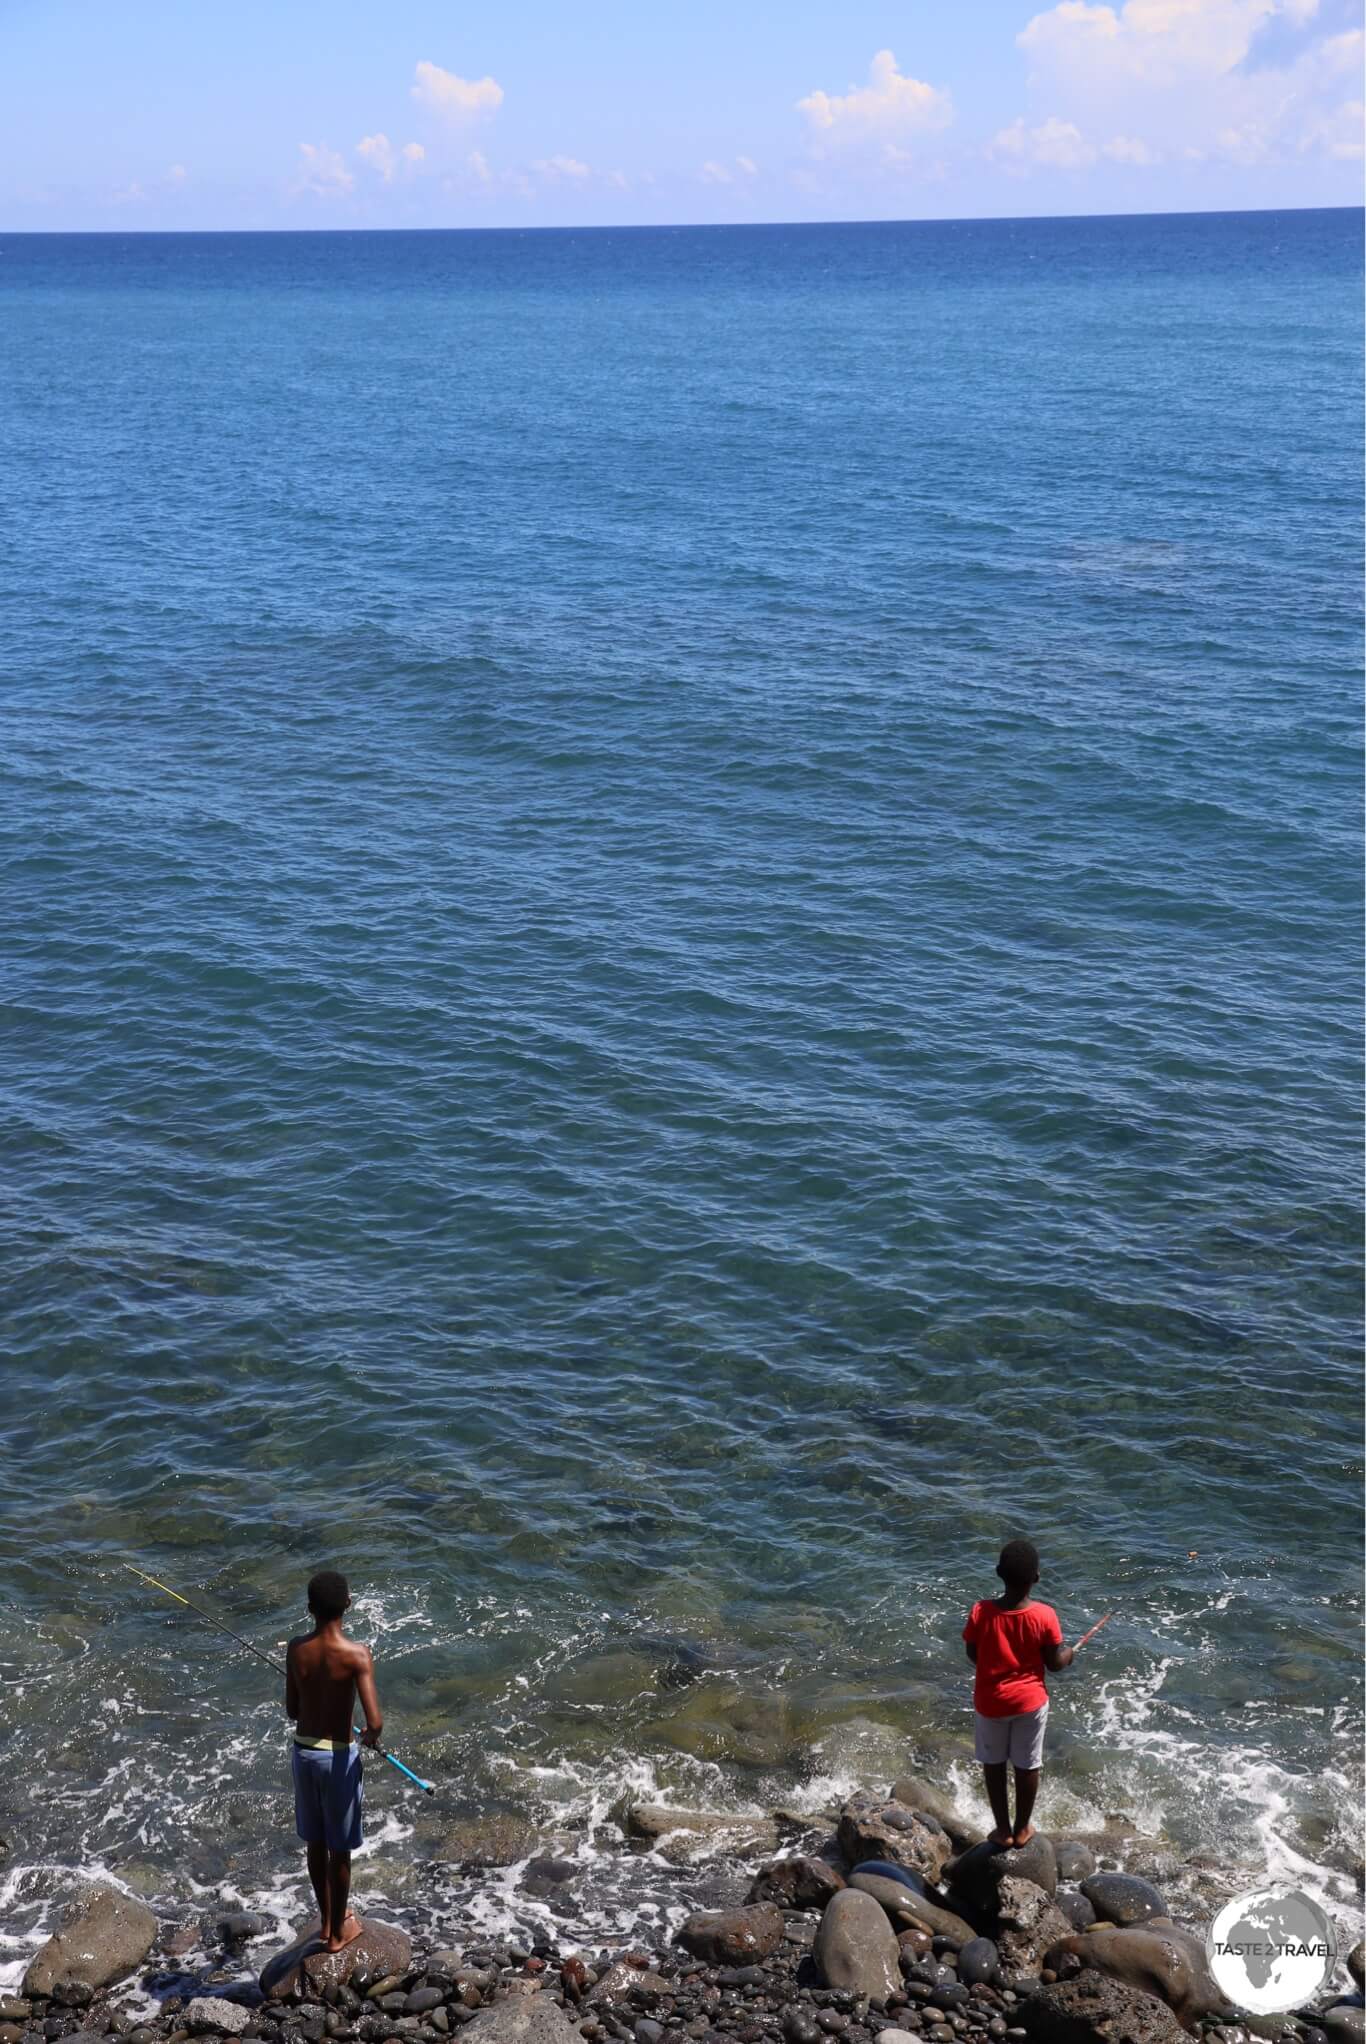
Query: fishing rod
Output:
[[1074, 1611, 1114, 1652], [119, 1561, 435, 1797]]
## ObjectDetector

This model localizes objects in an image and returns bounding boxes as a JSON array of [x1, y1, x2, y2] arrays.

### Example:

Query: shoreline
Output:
[[3, 1775, 1362, 2044]]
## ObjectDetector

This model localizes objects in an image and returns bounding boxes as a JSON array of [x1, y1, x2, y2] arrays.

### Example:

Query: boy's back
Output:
[[964, 1596, 1061, 1716], [286, 1627, 373, 1742]]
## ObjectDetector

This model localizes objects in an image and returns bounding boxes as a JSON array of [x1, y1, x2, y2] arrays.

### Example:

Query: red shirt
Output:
[[963, 1599, 1062, 1717]]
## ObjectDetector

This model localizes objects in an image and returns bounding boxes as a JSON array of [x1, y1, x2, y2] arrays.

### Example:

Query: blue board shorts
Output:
[[292, 1738, 364, 1852]]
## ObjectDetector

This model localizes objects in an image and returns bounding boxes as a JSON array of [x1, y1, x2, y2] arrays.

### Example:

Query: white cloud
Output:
[[1298, 91, 1366, 154], [412, 60, 504, 122], [167, 163, 187, 185], [1015, 0, 1364, 160], [1102, 132, 1160, 159], [797, 49, 954, 147], [532, 154, 591, 180], [992, 114, 1098, 166], [607, 168, 629, 188], [295, 143, 354, 197], [356, 134, 426, 182], [467, 149, 493, 183], [701, 155, 760, 183]]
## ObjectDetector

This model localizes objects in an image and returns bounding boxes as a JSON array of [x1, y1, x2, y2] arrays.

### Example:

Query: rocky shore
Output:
[[4, 1778, 1362, 2044]]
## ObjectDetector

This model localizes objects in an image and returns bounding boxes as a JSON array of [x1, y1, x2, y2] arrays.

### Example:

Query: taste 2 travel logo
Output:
[[1206, 1890, 1339, 2016]]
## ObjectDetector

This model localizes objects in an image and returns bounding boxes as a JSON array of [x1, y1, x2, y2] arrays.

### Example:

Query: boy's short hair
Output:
[[997, 1538, 1040, 1586], [307, 1570, 350, 1619]]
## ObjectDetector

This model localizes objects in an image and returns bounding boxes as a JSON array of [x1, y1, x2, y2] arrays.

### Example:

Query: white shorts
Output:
[[974, 1704, 1048, 1769]]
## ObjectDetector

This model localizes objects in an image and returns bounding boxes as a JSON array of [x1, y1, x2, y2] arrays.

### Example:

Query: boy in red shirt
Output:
[[963, 1538, 1073, 1847]]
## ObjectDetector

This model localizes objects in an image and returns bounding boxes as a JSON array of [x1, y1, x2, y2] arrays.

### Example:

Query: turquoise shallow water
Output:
[[0, 210, 1361, 1969]]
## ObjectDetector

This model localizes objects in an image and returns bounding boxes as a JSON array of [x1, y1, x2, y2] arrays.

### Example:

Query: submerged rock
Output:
[[24, 1883, 157, 1995], [627, 1805, 778, 1857], [1054, 1845, 1098, 1884], [814, 1887, 903, 2000]]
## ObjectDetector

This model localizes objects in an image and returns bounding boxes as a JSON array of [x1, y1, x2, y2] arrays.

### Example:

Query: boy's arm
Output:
[[965, 1642, 977, 1664], [284, 1641, 300, 1722], [1043, 1613, 1073, 1672], [354, 1647, 383, 1749]]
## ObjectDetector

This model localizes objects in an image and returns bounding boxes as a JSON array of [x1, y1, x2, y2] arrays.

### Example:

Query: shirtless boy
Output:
[[286, 1571, 383, 1952]]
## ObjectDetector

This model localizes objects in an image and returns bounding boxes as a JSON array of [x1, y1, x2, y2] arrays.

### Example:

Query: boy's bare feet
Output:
[[1013, 1824, 1036, 1846], [988, 1826, 1014, 1848], [325, 1913, 363, 1953]]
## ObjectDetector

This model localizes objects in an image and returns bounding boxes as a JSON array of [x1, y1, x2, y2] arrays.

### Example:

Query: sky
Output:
[[2, 0, 1363, 231]]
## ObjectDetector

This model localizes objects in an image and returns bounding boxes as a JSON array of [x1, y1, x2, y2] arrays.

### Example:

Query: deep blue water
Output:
[[0, 210, 1361, 1969]]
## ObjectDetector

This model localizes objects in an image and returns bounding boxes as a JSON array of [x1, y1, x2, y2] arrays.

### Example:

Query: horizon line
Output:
[[1, 200, 1361, 238]]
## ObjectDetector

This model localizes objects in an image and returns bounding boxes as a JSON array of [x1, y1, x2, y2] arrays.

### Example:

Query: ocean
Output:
[[0, 209, 1361, 1976]]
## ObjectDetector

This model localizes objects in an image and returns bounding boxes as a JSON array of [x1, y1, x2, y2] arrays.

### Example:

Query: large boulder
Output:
[[1041, 1927, 1226, 2030], [676, 1904, 784, 1966], [463, 2001, 585, 2044], [848, 1870, 975, 1945], [1020, 1972, 1189, 2044], [949, 1836, 1059, 1908], [814, 1888, 903, 2000], [994, 1878, 1074, 1976], [748, 1856, 846, 1911], [259, 1918, 412, 1998], [1348, 1946, 1364, 1992], [1080, 1876, 1168, 1928], [838, 1794, 952, 1887], [24, 1884, 157, 1996], [890, 1775, 982, 1851]]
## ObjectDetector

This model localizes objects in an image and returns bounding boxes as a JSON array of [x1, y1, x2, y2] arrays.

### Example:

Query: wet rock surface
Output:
[[1020, 1973, 1189, 2044], [24, 1886, 158, 1996], [5, 1768, 1358, 2044], [813, 1888, 902, 1999]]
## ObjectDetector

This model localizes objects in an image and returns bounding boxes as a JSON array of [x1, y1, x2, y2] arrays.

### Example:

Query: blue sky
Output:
[[3, 0, 1362, 229]]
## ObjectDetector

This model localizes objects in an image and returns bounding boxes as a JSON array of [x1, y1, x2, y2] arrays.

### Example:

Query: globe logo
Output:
[[1207, 1889, 1338, 2015]]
